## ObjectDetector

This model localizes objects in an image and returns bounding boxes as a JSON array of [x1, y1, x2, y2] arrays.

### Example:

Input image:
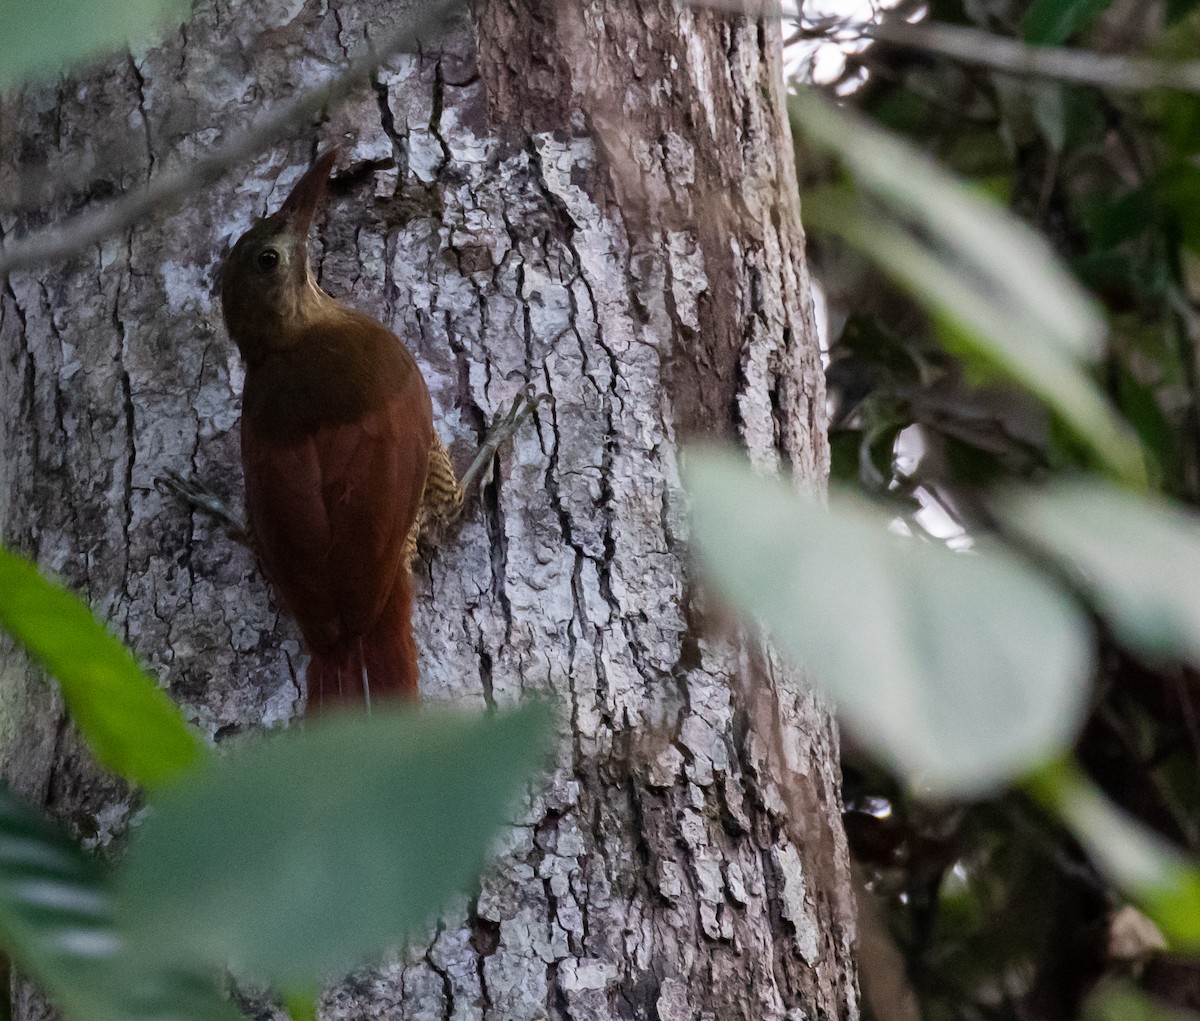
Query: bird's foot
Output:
[[154, 470, 251, 546], [460, 388, 550, 493]]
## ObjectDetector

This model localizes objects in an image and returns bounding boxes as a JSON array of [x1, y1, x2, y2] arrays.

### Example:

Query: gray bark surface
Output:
[[0, 1, 858, 1018]]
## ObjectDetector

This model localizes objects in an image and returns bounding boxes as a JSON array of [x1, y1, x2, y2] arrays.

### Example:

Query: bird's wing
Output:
[[243, 392, 433, 650]]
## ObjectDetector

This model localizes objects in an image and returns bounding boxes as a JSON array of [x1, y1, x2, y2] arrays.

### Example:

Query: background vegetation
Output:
[[12, 0, 1200, 1020], [694, 1, 1200, 1019]]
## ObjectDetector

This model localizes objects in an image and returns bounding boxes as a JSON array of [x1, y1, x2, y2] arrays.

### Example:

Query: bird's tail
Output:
[[305, 575, 419, 711]]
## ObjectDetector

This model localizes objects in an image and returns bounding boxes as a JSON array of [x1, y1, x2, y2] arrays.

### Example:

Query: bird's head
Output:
[[220, 147, 338, 362]]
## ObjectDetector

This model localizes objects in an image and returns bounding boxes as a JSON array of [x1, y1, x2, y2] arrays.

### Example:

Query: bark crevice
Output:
[[0, 2, 856, 1018]]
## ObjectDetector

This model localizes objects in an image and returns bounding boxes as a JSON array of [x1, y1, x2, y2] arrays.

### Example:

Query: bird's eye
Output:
[[257, 248, 280, 272]]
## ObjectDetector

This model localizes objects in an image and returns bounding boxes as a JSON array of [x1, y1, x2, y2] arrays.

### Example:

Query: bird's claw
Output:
[[154, 470, 250, 545], [460, 388, 550, 492], [155, 470, 222, 518], [495, 388, 550, 439]]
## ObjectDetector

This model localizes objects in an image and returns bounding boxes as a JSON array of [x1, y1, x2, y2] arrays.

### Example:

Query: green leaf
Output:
[[1027, 761, 1200, 950], [118, 704, 555, 986], [1031, 81, 1068, 152], [803, 189, 1146, 486], [1166, 0, 1200, 23], [1153, 165, 1200, 257], [0, 0, 188, 92], [0, 781, 242, 1021], [683, 450, 1093, 796], [792, 90, 1105, 363], [281, 989, 319, 1021], [998, 482, 1200, 667], [0, 781, 119, 1018], [0, 547, 204, 790], [1022, 0, 1115, 44], [792, 92, 1146, 486], [1079, 187, 1153, 248], [1086, 982, 1199, 1021]]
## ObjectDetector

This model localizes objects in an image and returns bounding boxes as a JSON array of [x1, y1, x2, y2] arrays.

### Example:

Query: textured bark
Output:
[[0, 1, 857, 1018]]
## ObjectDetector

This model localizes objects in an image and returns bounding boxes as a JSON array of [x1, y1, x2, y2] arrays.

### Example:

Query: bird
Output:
[[190, 148, 537, 709]]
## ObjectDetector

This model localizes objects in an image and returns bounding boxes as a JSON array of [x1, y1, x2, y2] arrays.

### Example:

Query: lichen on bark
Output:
[[0, 1, 858, 1018]]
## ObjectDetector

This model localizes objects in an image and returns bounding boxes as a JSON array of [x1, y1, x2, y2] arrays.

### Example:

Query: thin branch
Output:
[[691, 0, 1200, 98], [0, 0, 462, 280], [15, 0, 1199, 280], [864, 18, 1200, 96]]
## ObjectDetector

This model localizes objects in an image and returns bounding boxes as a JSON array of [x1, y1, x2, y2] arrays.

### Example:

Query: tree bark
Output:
[[0, 1, 858, 1018]]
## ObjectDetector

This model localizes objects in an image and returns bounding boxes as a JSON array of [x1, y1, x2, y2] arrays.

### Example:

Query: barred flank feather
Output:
[[404, 435, 466, 566]]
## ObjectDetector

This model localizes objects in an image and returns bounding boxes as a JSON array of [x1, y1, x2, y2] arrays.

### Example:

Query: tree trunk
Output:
[[0, 1, 858, 1018]]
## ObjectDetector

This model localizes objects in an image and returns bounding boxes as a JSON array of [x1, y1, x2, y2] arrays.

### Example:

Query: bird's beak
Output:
[[277, 147, 339, 239]]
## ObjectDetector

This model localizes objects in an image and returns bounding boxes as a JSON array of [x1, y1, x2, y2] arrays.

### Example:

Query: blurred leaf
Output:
[[281, 989, 318, 1021], [829, 430, 864, 483], [942, 129, 1012, 182], [0, 547, 204, 789], [1021, 0, 1114, 44], [999, 482, 1200, 667], [1086, 982, 1200, 1021], [1147, 92, 1200, 162], [119, 704, 555, 987], [1155, 166, 1200, 256], [1113, 367, 1173, 490], [1110, 319, 1189, 490], [1028, 762, 1200, 950], [803, 188, 1146, 485], [930, 820, 1060, 990], [835, 314, 929, 382], [992, 75, 1043, 154], [0, 781, 120, 1018], [1033, 82, 1067, 152], [1079, 188, 1154, 250], [871, 86, 938, 139], [943, 436, 1009, 486], [683, 449, 1093, 796], [860, 420, 904, 490], [0, 0, 188, 91], [0, 781, 241, 1021], [792, 89, 1106, 363], [1166, 0, 1200, 23], [1017, 82, 1104, 155]]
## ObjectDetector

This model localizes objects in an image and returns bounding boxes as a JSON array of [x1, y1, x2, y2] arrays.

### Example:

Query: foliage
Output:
[[0, 0, 189, 92], [794, 91, 1144, 486], [684, 2, 1200, 1018], [0, 779, 242, 1021], [685, 450, 1092, 796], [0, 543, 554, 1020], [1021, 0, 1114, 44], [1000, 483, 1200, 666], [1028, 761, 1200, 951], [118, 707, 553, 987], [0, 549, 203, 789]]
